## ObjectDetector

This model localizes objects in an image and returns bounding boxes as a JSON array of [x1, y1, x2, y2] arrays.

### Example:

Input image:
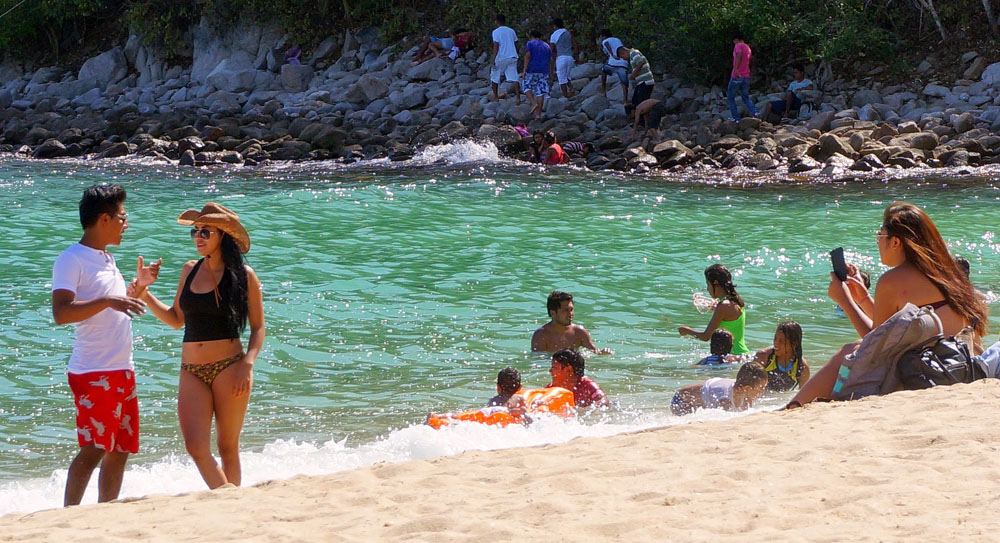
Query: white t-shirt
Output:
[[788, 78, 813, 93], [602, 37, 628, 67], [701, 378, 735, 409], [52, 243, 133, 374], [492, 26, 518, 60], [550, 28, 573, 58]]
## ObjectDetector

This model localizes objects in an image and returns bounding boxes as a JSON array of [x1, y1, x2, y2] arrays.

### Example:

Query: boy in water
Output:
[[531, 291, 612, 354], [487, 366, 522, 407], [696, 329, 734, 365], [547, 349, 609, 408], [670, 363, 768, 415]]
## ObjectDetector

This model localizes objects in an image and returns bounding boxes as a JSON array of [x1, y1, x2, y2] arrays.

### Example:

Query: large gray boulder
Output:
[[406, 57, 449, 81], [71, 88, 103, 108], [33, 139, 67, 159], [813, 134, 855, 161], [0, 89, 11, 108], [29, 66, 63, 86], [570, 63, 601, 79], [311, 37, 340, 62], [0, 63, 24, 85], [345, 74, 389, 103], [922, 84, 950, 98], [206, 60, 258, 92], [390, 86, 427, 109], [135, 46, 166, 86], [952, 112, 975, 134], [982, 62, 1000, 86], [806, 110, 835, 131], [79, 47, 128, 89], [580, 95, 610, 120], [851, 89, 881, 108], [280, 64, 314, 92], [191, 16, 283, 83]]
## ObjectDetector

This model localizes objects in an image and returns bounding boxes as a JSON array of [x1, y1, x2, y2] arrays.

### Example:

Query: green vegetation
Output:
[[0, 0, 995, 82]]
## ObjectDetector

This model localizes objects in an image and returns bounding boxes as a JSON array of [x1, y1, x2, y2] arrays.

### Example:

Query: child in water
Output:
[[670, 363, 768, 415], [696, 329, 734, 365], [751, 321, 810, 392], [678, 264, 750, 356], [487, 366, 522, 406]]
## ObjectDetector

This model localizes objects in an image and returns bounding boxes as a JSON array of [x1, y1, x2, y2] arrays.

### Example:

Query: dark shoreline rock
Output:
[[3, 28, 1000, 175]]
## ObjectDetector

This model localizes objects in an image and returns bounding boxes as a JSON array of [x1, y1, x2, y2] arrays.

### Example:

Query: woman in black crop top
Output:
[[131, 203, 265, 490]]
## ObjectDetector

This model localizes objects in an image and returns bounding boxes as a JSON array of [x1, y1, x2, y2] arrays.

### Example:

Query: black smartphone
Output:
[[830, 247, 848, 281]]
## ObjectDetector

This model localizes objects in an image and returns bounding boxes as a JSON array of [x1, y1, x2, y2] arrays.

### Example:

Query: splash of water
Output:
[[0, 406, 767, 517]]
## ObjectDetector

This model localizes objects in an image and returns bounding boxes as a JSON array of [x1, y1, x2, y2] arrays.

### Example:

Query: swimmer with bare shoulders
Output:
[[531, 291, 612, 354]]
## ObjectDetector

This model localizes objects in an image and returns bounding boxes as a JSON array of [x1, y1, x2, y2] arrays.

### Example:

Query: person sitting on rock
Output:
[[626, 98, 668, 141], [450, 28, 474, 59], [529, 131, 546, 162], [412, 33, 456, 65], [284, 44, 302, 65], [541, 131, 567, 165], [560, 141, 594, 157], [762, 63, 814, 123]]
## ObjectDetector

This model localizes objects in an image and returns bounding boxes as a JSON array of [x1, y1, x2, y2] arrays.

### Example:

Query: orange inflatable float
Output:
[[426, 387, 575, 429]]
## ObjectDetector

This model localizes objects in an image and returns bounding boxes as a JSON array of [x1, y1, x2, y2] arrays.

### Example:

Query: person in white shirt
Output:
[[762, 62, 815, 122], [598, 29, 629, 101], [549, 18, 578, 98], [51, 184, 160, 506], [490, 13, 521, 103]]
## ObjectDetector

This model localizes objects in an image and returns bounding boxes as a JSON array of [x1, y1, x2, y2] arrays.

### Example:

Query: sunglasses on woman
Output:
[[190, 227, 215, 240]]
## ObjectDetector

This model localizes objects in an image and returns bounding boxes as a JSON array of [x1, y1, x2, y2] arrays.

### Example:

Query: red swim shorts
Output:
[[67, 370, 140, 453]]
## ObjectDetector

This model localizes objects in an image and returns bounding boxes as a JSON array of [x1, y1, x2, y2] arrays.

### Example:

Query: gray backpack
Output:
[[831, 303, 942, 400]]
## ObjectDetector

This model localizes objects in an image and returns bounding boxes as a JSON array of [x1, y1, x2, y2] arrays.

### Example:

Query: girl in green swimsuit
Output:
[[678, 263, 750, 355]]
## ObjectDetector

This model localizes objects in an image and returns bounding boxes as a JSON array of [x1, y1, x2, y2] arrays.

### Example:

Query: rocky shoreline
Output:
[[3, 21, 1000, 176]]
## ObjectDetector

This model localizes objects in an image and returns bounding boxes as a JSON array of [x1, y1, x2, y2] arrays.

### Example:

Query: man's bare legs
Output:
[[65, 445, 129, 506]]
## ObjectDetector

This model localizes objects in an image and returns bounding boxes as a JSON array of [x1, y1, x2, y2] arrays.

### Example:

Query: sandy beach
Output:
[[3, 381, 1000, 542]]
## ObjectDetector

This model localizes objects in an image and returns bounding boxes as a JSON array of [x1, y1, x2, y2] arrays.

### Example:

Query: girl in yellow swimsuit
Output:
[[751, 321, 809, 392]]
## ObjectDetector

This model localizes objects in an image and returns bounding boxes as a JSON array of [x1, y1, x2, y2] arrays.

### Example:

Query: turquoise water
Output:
[[2, 144, 999, 513]]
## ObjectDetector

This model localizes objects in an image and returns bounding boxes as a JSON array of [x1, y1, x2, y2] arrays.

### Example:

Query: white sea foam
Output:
[[407, 140, 503, 166], [0, 406, 765, 517]]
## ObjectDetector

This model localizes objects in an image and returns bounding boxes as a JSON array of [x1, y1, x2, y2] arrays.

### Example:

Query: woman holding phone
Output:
[[789, 202, 986, 406], [130, 203, 265, 488]]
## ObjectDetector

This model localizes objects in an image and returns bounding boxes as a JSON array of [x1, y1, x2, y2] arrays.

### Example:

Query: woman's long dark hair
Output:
[[883, 202, 988, 336], [776, 321, 804, 366], [705, 263, 744, 308], [220, 233, 249, 334]]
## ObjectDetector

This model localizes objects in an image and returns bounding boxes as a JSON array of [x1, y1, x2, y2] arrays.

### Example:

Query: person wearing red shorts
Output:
[[52, 184, 159, 506]]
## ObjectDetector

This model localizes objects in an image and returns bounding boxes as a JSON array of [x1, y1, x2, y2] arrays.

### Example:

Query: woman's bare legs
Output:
[[178, 371, 227, 489], [788, 340, 861, 407], [212, 363, 251, 486]]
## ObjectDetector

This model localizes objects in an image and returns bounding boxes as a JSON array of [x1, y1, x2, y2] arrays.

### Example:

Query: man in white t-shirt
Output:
[[762, 62, 815, 123], [490, 13, 521, 103], [51, 184, 159, 506], [549, 18, 578, 98], [598, 29, 629, 101]]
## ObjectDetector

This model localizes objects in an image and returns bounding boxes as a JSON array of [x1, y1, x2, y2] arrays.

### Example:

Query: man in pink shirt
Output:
[[727, 32, 757, 121], [547, 349, 609, 408]]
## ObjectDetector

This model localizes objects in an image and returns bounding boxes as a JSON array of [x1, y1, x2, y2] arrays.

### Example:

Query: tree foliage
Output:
[[0, 0, 995, 79]]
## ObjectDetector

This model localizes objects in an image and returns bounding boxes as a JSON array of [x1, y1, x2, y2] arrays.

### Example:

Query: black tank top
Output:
[[179, 259, 240, 342]]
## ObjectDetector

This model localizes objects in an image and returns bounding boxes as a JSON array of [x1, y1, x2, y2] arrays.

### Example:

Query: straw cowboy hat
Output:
[[177, 202, 251, 253]]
